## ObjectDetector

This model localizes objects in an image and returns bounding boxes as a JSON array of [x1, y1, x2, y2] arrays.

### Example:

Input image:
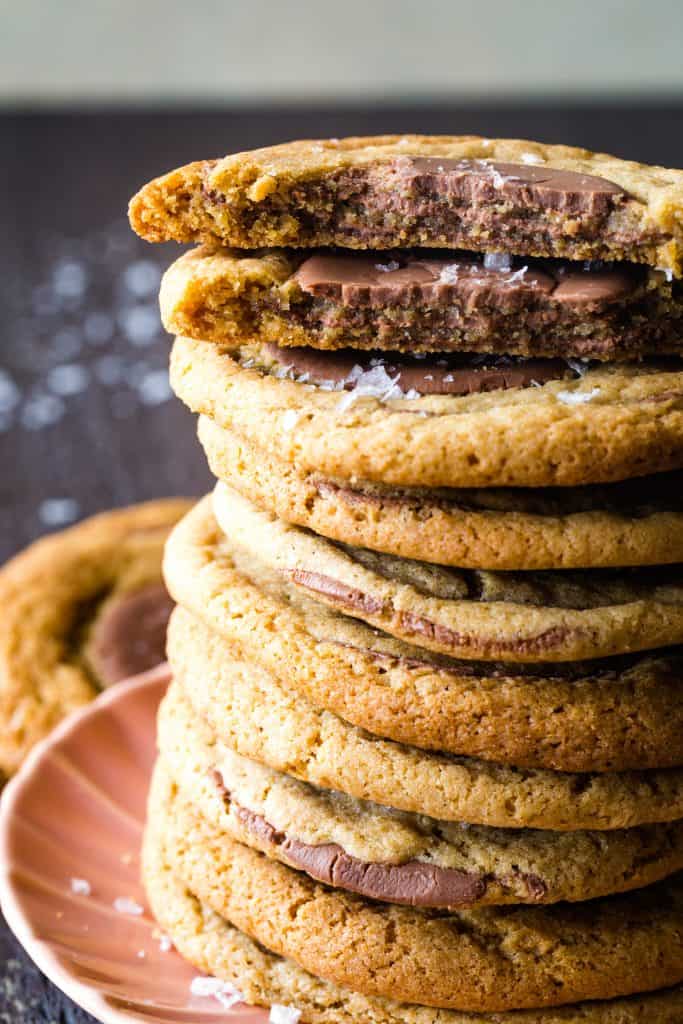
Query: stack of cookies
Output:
[[129, 136, 683, 1022]]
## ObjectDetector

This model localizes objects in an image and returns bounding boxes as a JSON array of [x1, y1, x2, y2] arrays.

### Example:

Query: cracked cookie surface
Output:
[[143, 825, 683, 1024], [167, 629, 683, 831], [199, 419, 683, 570], [210, 483, 683, 663], [157, 682, 683, 908], [146, 762, 683, 1013], [164, 498, 683, 772], [170, 336, 683, 488]]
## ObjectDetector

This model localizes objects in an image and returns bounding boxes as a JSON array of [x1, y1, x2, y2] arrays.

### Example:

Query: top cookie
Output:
[[129, 135, 683, 275]]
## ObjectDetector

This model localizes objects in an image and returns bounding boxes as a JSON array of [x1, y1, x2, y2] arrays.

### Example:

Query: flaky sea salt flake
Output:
[[113, 897, 144, 915], [557, 388, 601, 406], [483, 253, 513, 272], [438, 264, 460, 284], [504, 266, 529, 284], [190, 976, 244, 1009], [70, 877, 91, 896], [375, 260, 400, 273], [270, 1004, 302, 1024]]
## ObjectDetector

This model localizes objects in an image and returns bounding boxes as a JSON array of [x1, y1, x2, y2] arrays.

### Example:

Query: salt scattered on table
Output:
[[113, 897, 144, 915]]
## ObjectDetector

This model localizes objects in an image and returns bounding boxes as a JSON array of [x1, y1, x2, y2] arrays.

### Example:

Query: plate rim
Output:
[[0, 664, 192, 1024]]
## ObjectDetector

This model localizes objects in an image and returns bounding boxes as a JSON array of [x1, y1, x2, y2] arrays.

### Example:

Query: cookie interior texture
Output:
[[129, 135, 683, 274], [161, 246, 683, 360]]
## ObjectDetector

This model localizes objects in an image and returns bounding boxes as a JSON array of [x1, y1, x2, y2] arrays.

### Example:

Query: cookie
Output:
[[167, 624, 683, 831], [210, 482, 683, 664], [170, 335, 683, 488], [160, 247, 683, 362], [128, 135, 683, 275], [163, 497, 683, 772], [198, 418, 683, 570], [0, 498, 192, 777], [158, 683, 683, 908], [143, 828, 683, 1024], [146, 762, 683, 1013]]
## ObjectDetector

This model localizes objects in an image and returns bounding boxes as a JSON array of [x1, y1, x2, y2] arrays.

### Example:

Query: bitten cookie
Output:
[[146, 762, 683, 1013], [0, 498, 192, 777], [164, 497, 683, 772], [170, 336, 683, 488], [143, 827, 683, 1024], [157, 683, 683, 908], [129, 135, 683, 274], [160, 246, 683, 361], [198, 418, 683, 570]]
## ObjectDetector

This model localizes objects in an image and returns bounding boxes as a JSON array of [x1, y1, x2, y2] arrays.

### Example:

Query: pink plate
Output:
[[0, 665, 267, 1023]]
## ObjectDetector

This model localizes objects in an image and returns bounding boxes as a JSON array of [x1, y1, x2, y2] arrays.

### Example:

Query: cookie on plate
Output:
[[143, 826, 683, 1024], [157, 682, 683, 908], [146, 761, 683, 1013], [0, 498, 192, 777]]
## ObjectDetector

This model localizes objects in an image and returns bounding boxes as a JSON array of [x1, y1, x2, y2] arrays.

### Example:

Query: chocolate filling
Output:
[[294, 251, 638, 308], [288, 559, 683, 657], [313, 470, 683, 519], [211, 771, 546, 907], [399, 159, 625, 216], [262, 342, 571, 396], [86, 583, 174, 686], [210, 156, 661, 264]]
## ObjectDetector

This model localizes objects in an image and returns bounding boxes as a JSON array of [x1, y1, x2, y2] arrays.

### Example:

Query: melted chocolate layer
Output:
[[400, 159, 625, 215], [87, 584, 174, 686], [263, 343, 571, 396], [211, 771, 546, 907]]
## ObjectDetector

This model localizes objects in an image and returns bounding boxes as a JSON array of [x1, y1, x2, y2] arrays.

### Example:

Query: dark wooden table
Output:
[[1, 103, 683, 1021]]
